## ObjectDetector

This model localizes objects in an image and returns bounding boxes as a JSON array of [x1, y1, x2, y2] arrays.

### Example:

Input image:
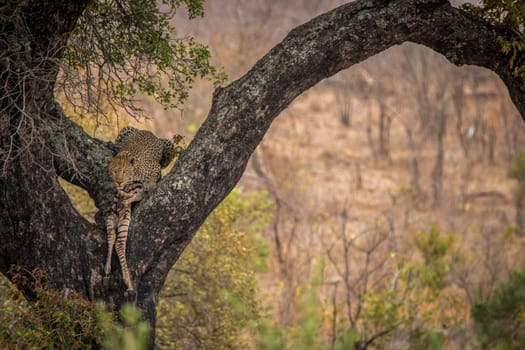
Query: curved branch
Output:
[[46, 102, 116, 225], [126, 0, 525, 298]]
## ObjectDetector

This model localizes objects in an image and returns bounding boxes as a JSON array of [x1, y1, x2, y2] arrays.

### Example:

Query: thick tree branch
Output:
[[46, 102, 116, 224], [124, 0, 525, 305]]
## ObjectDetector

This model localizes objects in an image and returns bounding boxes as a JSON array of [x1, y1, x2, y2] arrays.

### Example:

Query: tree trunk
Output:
[[432, 110, 447, 207], [2, 0, 525, 347], [378, 101, 391, 160]]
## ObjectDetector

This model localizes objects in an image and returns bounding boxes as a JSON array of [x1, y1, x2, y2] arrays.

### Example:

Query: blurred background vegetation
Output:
[[4, 0, 525, 349]]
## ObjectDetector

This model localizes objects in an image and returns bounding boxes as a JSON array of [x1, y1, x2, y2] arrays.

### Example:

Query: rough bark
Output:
[[1, 0, 525, 346]]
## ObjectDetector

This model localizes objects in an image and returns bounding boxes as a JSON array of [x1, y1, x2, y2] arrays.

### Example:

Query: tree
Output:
[[2, 0, 525, 347]]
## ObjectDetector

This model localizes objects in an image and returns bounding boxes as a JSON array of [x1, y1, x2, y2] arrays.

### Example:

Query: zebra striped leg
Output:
[[119, 181, 145, 208], [115, 212, 134, 293], [107, 181, 143, 295], [104, 210, 118, 275]]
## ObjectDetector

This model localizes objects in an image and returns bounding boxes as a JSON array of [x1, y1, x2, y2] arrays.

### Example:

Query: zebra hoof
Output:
[[103, 276, 109, 288]]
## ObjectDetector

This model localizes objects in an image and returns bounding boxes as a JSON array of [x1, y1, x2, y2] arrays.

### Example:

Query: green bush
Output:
[[0, 269, 149, 350], [0, 270, 105, 349], [156, 189, 273, 350], [473, 268, 525, 350]]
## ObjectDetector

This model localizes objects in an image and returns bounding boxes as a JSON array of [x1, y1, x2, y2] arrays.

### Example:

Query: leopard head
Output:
[[108, 151, 136, 190]]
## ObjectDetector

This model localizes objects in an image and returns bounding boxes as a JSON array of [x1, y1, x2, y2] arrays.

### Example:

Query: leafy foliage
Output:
[[61, 0, 226, 117], [411, 223, 456, 291], [100, 304, 150, 350], [0, 268, 105, 349], [0, 268, 151, 350], [473, 268, 525, 350], [462, 1, 525, 76], [156, 189, 273, 350]]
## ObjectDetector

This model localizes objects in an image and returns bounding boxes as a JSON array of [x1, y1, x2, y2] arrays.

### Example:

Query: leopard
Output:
[[105, 126, 183, 297], [108, 126, 179, 191]]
